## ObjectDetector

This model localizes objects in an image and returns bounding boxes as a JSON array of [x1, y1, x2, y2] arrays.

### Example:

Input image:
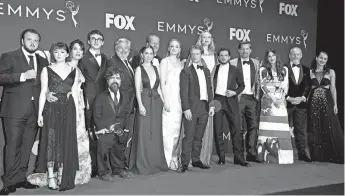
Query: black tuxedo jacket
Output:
[[131, 53, 162, 70], [107, 54, 136, 113], [78, 50, 108, 106], [284, 63, 311, 109], [0, 48, 48, 118], [93, 90, 131, 132], [180, 65, 213, 113], [213, 63, 245, 96]]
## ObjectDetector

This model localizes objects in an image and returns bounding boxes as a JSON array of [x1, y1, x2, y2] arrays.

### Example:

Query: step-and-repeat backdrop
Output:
[[0, 0, 318, 160]]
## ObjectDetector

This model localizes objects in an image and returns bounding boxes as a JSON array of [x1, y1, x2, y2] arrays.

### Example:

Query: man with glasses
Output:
[[107, 38, 136, 170], [131, 34, 162, 69]]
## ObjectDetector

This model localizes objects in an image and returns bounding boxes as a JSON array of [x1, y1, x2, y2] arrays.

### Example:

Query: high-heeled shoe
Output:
[[48, 177, 59, 191]]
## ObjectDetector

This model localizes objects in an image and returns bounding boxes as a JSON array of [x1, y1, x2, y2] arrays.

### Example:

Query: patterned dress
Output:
[[257, 67, 293, 164]]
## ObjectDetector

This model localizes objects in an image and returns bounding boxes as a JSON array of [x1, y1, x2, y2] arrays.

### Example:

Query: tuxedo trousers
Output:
[[2, 101, 37, 186], [214, 95, 244, 162], [287, 106, 308, 156], [181, 100, 208, 166]]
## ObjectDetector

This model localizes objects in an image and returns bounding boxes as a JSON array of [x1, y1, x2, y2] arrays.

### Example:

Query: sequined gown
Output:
[[308, 71, 344, 164], [135, 65, 169, 174], [35, 67, 79, 189]]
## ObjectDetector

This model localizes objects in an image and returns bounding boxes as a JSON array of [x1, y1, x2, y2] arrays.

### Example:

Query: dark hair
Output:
[[87, 30, 104, 41], [238, 41, 251, 49], [145, 34, 159, 44], [104, 67, 123, 81], [217, 48, 231, 56], [311, 51, 330, 74], [68, 39, 85, 62], [49, 42, 69, 63], [262, 49, 285, 81], [190, 45, 203, 54], [139, 45, 155, 64], [20, 29, 41, 44]]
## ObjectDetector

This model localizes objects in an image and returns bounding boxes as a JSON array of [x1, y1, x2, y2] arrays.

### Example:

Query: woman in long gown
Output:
[[185, 31, 217, 166], [160, 39, 183, 170], [307, 51, 344, 164], [256, 49, 293, 164], [35, 42, 80, 191], [134, 46, 168, 174]]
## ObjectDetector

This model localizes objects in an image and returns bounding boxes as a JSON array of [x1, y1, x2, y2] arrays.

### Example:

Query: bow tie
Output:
[[95, 53, 101, 57], [197, 65, 204, 70], [292, 63, 301, 68], [242, 61, 251, 65]]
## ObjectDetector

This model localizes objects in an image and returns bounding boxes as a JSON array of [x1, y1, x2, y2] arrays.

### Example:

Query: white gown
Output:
[[160, 57, 183, 170]]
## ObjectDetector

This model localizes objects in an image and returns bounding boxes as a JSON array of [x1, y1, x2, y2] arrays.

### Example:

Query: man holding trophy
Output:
[[92, 67, 132, 181]]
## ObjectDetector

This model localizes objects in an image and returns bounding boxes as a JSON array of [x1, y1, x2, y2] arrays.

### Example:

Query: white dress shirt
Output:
[[290, 61, 300, 82], [193, 63, 208, 101], [109, 88, 121, 104], [89, 49, 102, 66], [152, 57, 160, 67], [215, 63, 229, 96], [241, 58, 253, 95]]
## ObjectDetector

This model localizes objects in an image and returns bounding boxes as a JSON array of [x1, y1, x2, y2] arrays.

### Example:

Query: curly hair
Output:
[[262, 49, 285, 81], [195, 31, 215, 54]]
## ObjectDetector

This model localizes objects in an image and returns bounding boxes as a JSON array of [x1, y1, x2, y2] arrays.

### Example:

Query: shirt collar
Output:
[[290, 61, 300, 68], [89, 49, 101, 57], [241, 58, 250, 62], [108, 88, 120, 100], [220, 62, 229, 67], [21, 47, 36, 57]]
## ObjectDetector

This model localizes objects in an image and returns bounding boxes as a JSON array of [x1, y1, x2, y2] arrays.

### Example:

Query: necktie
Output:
[[197, 65, 204, 70], [28, 55, 34, 69], [243, 60, 250, 65], [124, 60, 134, 79], [114, 94, 118, 106], [292, 63, 301, 68]]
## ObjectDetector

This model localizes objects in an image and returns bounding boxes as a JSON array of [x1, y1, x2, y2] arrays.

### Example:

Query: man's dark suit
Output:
[[285, 63, 311, 158], [107, 54, 136, 169], [93, 90, 130, 177], [213, 63, 245, 163], [179, 64, 213, 166], [131, 54, 161, 70], [78, 50, 108, 175], [0, 48, 48, 186]]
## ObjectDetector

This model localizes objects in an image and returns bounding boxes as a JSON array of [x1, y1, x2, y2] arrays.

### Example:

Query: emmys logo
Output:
[[157, 18, 213, 35], [266, 30, 308, 49], [0, 1, 80, 27], [66, 1, 80, 28], [216, 0, 265, 13]]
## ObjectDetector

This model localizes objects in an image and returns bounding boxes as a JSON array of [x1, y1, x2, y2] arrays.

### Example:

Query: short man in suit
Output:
[[131, 34, 162, 69], [213, 48, 250, 167], [0, 29, 48, 195], [285, 47, 311, 162], [78, 30, 108, 177], [178, 45, 215, 173], [229, 41, 262, 163], [107, 38, 136, 169], [93, 67, 132, 181]]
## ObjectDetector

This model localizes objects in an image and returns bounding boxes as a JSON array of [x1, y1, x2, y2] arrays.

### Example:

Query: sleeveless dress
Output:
[[135, 65, 169, 174], [161, 57, 183, 170], [308, 71, 344, 164], [256, 67, 293, 164], [31, 67, 79, 190]]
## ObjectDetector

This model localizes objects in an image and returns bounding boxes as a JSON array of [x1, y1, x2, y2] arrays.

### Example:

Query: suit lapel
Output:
[[213, 64, 220, 92], [190, 66, 200, 97], [297, 65, 304, 85], [287, 64, 297, 85], [18, 50, 30, 70], [107, 92, 117, 115], [95, 54, 107, 82], [249, 60, 255, 87], [227, 65, 235, 90]]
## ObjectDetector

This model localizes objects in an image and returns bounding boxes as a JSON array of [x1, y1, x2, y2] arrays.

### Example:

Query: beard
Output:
[[23, 44, 38, 54], [109, 82, 119, 93]]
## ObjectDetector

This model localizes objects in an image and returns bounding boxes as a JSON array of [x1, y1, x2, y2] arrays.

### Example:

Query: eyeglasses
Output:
[[90, 37, 103, 42]]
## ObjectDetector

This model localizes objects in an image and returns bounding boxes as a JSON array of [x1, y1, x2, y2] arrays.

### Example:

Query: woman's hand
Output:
[[334, 104, 338, 114], [139, 104, 146, 116], [37, 115, 44, 127], [67, 91, 72, 99]]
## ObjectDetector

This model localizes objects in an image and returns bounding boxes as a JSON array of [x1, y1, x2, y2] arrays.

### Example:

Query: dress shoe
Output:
[[234, 160, 251, 167], [16, 181, 39, 189], [113, 171, 132, 179], [0, 185, 16, 195], [246, 155, 263, 163], [192, 160, 210, 169], [177, 165, 188, 173], [218, 160, 225, 165], [99, 174, 114, 182], [91, 170, 98, 178]]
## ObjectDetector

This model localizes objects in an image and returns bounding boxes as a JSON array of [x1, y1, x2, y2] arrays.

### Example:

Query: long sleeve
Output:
[[0, 53, 22, 85], [235, 66, 245, 95], [180, 69, 190, 112]]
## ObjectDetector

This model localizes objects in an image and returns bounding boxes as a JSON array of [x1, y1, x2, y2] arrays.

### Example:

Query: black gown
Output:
[[307, 71, 344, 164], [35, 67, 79, 189]]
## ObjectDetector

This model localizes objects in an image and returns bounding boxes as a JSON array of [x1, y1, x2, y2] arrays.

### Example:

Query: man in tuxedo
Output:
[[131, 34, 162, 69], [177, 45, 215, 173], [78, 30, 108, 177], [213, 48, 250, 167], [0, 29, 48, 195], [93, 67, 132, 181], [229, 41, 262, 163], [285, 47, 311, 162], [107, 38, 136, 169]]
